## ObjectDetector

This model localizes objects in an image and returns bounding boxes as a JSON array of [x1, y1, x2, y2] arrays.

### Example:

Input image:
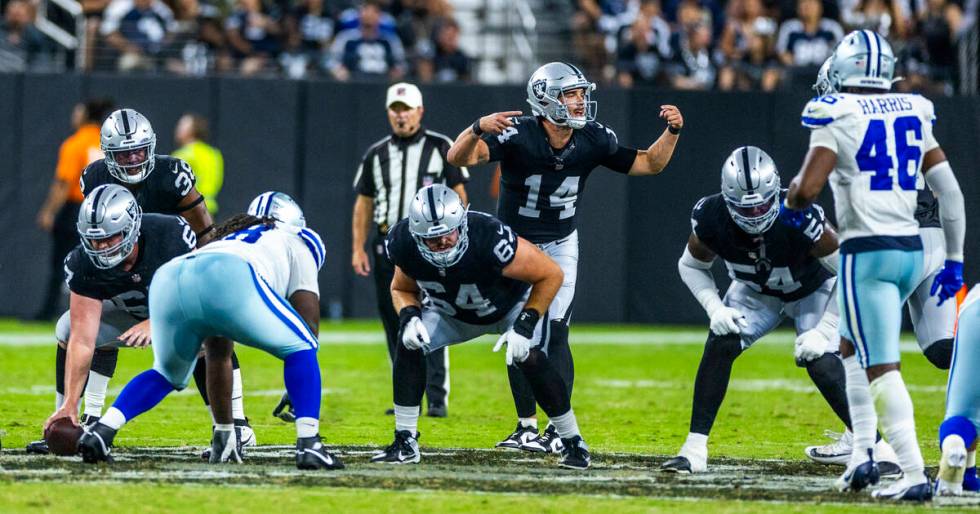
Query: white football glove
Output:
[[709, 306, 748, 336], [493, 330, 532, 366], [795, 329, 829, 364], [401, 317, 430, 350]]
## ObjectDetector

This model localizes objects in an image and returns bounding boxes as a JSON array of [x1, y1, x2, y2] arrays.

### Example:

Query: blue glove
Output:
[[930, 260, 964, 306], [779, 199, 807, 229]]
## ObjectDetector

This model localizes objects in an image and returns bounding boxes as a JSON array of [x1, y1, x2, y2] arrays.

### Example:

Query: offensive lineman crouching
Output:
[[373, 184, 591, 469]]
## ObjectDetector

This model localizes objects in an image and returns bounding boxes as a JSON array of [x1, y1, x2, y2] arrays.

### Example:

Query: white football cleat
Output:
[[805, 430, 852, 465], [872, 477, 932, 501], [661, 442, 707, 474], [874, 438, 901, 477]]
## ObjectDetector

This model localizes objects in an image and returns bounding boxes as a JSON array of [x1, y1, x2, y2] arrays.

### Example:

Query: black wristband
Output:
[[512, 309, 540, 339], [398, 306, 422, 330], [471, 119, 484, 137], [668, 124, 681, 135]]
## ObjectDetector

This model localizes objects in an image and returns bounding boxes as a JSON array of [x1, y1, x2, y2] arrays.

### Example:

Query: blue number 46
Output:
[[855, 116, 922, 191]]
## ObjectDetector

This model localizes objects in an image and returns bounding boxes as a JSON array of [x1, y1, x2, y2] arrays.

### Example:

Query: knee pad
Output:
[[705, 332, 743, 361], [941, 416, 978, 449], [923, 338, 954, 370]]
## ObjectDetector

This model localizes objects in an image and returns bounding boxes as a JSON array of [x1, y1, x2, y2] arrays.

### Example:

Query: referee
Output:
[[351, 82, 469, 418]]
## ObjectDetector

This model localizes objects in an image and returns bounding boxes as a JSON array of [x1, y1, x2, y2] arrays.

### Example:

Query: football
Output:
[[44, 418, 83, 456]]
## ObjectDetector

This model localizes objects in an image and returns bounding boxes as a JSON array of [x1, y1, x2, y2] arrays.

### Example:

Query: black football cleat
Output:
[[296, 435, 344, 470], [496, 422, 538, 450], [661, 456, 693, 473], [25, 439, 49, 455], [272, 392, 296, 423], [559, 436, 591, 470], [80, 414, 101, 427], [78, 423, 116, 464], [426, 404, 448, 418], [371, 430, 421, 464], [521, 424, 564, 453]]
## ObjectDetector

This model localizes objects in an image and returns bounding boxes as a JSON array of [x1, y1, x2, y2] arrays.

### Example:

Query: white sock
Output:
[[214, 423, 234, 432], [295, 417, 319, 439], [549, 409, 581, 439], [682, 432, 708, 452], [231, 368, 245, 420], [519, 417, 538, 430], [55, 392, 65, 411], [870, 371, 926, 484], [844, 356, 877, 468], [101, 407, 127, 430], [394, 404, 419, 436], [968, 450, 976, 468], [83, 371, 111, 418]]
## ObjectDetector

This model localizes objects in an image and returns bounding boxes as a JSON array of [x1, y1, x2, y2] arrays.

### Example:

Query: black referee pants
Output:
[[372, 234, 449, 409]]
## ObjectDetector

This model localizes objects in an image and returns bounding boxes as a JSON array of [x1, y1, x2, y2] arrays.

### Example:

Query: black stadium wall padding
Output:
[[5, 72, 980, 323]]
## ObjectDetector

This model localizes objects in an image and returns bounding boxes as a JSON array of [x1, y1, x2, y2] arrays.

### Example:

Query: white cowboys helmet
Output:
[[813, 56, 836, 96], [248, 191, 306, 228], [526, 62, 597, 129], [77, 184, 142, 269], [101, 108, 157, 184], [408, 184, 468, 268], [721, 146, 781, 235], [826, 30, 895, 92]]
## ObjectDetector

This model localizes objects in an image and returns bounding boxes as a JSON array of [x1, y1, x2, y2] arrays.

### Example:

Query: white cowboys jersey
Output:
[[194, 224, 325, 299], [801, 93, 939, 242]]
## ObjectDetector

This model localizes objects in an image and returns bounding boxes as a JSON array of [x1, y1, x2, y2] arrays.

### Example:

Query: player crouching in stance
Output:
[[935, 285, 980, 496], [41, 185, 240, 444], [77, 204, 342, 470], [372, 184, 590, 469], [662, 147, 860, 474], [784, 30, 965, 501]]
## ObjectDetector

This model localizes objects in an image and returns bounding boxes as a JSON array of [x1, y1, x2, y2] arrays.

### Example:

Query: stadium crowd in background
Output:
[[0, 0, 974, 93]]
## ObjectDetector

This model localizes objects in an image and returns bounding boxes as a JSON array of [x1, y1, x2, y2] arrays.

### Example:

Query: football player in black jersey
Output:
[[41, 186, 252, 447], [658, 147, 900, 474], [372, 184, 591, 469], [446, 62, 684, 451], [67, 109, 249, 450]]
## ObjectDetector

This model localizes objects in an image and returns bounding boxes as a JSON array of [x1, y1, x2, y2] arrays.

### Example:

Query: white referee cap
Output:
[[386, 83, 423, 109]]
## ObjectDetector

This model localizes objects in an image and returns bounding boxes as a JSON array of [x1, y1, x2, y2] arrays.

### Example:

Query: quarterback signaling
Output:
[[445, 62, 683, 452], [374, 185, 591, 469], [660, 146, 876, 474], [782, 30, 966, 501], [78, 204, 341, 469]]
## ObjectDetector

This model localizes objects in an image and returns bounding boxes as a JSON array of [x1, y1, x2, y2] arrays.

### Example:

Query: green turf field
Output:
[[0, 320, 975, 512]]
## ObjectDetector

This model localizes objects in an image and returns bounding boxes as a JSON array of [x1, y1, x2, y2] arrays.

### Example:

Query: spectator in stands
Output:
[[35, 98, 114, 321], [615, 0, 672, 87], [395, 0, 453, 68], [79, 0, 111, 70], [573, 0, 637, 81], [281, 0, 333, 78], [845, 0, 898, 36], [416, 17, 471, 83], [717, 0, 780, 91], [667, 20, 718, 89], [173, 113, 224, 217], [328, 1, 406, 81], [775, 0, 842, 87], [898, 0, 962, 94], [100, 0, 176, 71], [0, 0, 53, 70], [225, 0, 284, 76], [166, 0, 227, 75]]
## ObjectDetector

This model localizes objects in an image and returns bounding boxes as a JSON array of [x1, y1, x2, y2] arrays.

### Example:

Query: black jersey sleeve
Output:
[[481, 116, 526, 163], [63, 249, 100, 299], [690, 196, 719, 248], [596, 123, 636, 174], [79, 160, 109, 196], [478, 214, 519, 273], [384, 220, 411, 268], [163, 157, 197, 201]]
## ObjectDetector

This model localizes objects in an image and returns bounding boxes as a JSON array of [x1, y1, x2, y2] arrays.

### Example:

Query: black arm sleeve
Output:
[[601, 146, 638, 174]]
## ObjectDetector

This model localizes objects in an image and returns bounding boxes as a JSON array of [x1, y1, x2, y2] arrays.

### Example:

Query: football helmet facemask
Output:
[[721, 146, 781, 235], [77, 184, 142, 269], [101, 108, 157, 184]]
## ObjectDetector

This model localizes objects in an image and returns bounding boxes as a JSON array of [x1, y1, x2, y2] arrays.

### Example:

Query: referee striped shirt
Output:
[[353, 127, 469, 230]]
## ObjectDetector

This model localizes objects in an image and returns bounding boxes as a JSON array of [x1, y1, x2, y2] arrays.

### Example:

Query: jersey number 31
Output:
[[856, 116, 922, 191]]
